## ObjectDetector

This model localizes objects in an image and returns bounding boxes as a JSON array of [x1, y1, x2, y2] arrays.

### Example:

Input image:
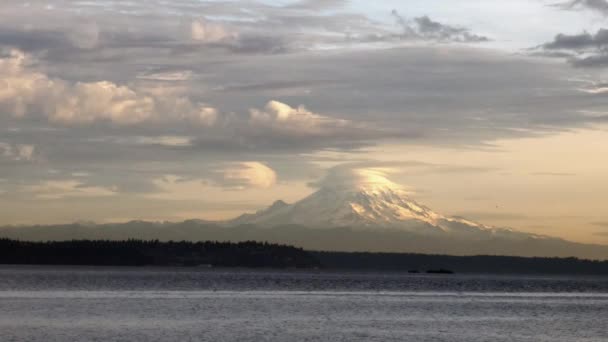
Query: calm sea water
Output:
[[1, 266, 607, 341]]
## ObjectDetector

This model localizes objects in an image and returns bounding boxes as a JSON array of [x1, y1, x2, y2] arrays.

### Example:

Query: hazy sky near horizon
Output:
[[1, 0, 608, 244]]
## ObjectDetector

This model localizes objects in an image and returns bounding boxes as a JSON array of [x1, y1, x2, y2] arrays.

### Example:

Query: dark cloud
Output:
[[391, 10, 489, 43], [538, 28, 608, 67], [572, 53, 608, 67], [543, 29, 608, 50], [0, 28, 74, 52], [555, 0, 608, 15], [219, 34, 290, 55]]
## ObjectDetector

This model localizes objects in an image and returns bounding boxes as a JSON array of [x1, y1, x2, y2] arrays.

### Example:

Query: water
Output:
[[1, 266, 607, 341]]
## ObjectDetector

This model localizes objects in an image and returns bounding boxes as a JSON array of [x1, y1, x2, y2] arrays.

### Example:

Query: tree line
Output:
[[0, 239, 320, 268], [3, 238, 608, 274]]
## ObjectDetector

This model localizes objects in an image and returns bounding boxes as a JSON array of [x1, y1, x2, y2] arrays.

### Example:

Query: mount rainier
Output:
[[1, 168, 607, 259]]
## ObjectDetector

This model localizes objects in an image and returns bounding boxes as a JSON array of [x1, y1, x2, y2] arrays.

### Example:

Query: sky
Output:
[[1, 0, 608, 244]]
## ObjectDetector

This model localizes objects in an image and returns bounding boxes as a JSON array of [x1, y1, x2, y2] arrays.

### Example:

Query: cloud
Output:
[[219, 162, 277, 189], [310, 164, 404, 192], [148, 162, 278, 200], [249, 100, 351, 137], [68, 22, 100, 49], [580, 82, 608, 94], [190, 18, 288, 54], [191, 19, 236, 43], [391, 10, 489, 43], [286, 0, 348, 10], [0, 0, 492, 66], [0, 49, 218, 126], [539, 28, 608, 67], [23, 180, 118, 199], [136, 70, 193, 82], [1, 44, 599, 166], [133, 136, 193, 147], [543, 29, 608, 50], [555, 0, 608, 15], [154, 161, 277, 193], [571, 53, 608, 67], [3, 44, 597, 171], [214, 79, 338, 92], [0, 28, 74, 53], [221, 34, 289, 55], [309, 160, 498, 193], [0, 142, 35, 162], [0, 49, 391, 163]]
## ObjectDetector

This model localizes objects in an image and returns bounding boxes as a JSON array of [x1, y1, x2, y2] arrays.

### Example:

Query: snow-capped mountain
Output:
[[2, 167, 606, 258], [228, 168, 522, 239]]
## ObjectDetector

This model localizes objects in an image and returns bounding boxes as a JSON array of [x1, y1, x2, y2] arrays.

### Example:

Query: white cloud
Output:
[[71, 172, 90, 178], [313, 165, 404, 192], [149, 175, 208, 201], [191, 19, 235, 43], [249, 100, 350, 136], [0, 142, 35, 161], [149, 162, 277, 201], [136, 71, 193, 82], [134, 136, 193, 147], [580, 82, 608, 94], [23, 180, 118, 199], [52, 81, 156, 124], [220, 161, 277, 189], [1, 51, 378, 148], [0, 50, 218, 126]]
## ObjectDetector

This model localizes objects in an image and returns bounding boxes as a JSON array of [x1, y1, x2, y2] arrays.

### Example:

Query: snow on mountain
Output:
[[228, 168, 523, 239]]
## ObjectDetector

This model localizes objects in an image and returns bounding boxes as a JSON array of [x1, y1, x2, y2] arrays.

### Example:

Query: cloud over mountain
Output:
[[310, 165, 402, 192]]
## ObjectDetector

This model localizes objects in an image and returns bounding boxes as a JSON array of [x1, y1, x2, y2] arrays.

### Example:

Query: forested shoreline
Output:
[[0, 239, 320, 268], [2, 238, 608, 274]]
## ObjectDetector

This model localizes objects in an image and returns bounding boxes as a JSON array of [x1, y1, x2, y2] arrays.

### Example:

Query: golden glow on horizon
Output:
[[1, 125, 608, 245]]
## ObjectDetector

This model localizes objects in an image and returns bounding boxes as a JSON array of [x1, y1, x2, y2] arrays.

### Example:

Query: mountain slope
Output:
[[228, 176, 530, 241]]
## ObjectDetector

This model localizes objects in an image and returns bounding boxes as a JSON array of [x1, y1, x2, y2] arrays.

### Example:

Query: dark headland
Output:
[[2, 239, 608, 275]]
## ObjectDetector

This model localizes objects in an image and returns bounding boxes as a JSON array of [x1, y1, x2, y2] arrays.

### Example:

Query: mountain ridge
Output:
[[226, 180, 541, 243]]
